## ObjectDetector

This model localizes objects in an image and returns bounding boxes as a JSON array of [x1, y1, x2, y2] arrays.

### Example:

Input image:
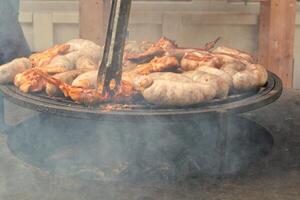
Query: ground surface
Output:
[[0, 89, 300, 200]]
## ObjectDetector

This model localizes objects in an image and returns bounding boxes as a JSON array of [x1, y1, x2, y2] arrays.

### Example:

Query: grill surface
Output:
[[0, 72, 282, 119]]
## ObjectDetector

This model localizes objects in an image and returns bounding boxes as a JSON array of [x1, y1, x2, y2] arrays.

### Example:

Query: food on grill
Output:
[[180, 52, 220, 71], [184, 71, 230, 98], [42, 55, 74, 74], [37, 69, 136, 105], [134, 56, 179, 75], [46, 69, 88, 97], [1, 37, 269, 107], [133, 73, 216, 106], [0, 57, 32, 84], [126, 37, 176, 63], [29, 44, 70, 67], [72, 70, 98, 89], [232, 64, 268, 91], [76, 56, 98, 70], [196, 66, 233, 87], [212, 46, 254, 66], [14, 68, 46, 93]]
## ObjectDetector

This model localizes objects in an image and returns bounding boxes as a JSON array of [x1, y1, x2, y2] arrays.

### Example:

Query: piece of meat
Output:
[[76, 56, 98, 70], [133, 72, 216, 106], [184, 71, 230, 98], [135, 78, 216, 106], [0, 57, 32, 84], [212, 46, 254, 66], [46, 69, 88, 97], [220, 61, 246, 77], [72, 70, 98, 89], [38, 70, 136, 105], [196, 66, 233, 87], [14, 68, 47, 93], [126, 37, 177, 63], [29, 44, 70, 67], [180, 52, 221, 71], [232, 64, 268, 91], [134, 56, 179, 75], [40, 55, 74, 74]]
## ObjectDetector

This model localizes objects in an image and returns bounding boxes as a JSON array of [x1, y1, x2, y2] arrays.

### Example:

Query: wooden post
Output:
[[258, 0, 296, 88], [79, 0, 110, 46]]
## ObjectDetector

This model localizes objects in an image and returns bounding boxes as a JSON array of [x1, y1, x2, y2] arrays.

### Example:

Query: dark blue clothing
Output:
[[0, 0, 31, 64]]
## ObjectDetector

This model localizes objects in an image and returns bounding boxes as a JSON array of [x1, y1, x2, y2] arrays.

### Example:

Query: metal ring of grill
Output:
[[0, 72, 282, 119]]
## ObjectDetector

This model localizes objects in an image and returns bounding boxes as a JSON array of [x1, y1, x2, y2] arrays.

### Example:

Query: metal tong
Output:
[[97, 0, 132, 96]]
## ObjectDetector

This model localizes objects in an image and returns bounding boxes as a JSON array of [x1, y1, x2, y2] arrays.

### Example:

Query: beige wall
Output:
[[19, 0, 300, 88]]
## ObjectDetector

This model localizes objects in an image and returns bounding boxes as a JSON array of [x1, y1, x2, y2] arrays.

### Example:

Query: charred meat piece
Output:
[[212, 46, 255, 65], [46, 69, 88, 97], [29, 44, 70, 67], [14, 68, 47, 93], [180, 52, 221, 71], [38, 70, 137, 105], [134, 56, 179, 75], [126, 37, 177, 63]]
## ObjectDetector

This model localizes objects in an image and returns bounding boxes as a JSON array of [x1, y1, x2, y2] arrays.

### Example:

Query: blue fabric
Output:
[[0, 0, 30, 129], [0, 0, 31, 64]]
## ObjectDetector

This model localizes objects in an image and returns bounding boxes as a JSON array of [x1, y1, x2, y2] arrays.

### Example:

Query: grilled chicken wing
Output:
[[29, 44, 70, 67], [38, 70, 136, 105], [134, 56, 179, 75], [14, 68, 47, 93], [46, 69, 88, 97], [126, 37, 177, 63]]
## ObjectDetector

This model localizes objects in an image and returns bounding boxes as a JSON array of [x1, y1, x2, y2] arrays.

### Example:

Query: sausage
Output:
[[76, 56, 97, 70], [220, 61, 246, 77], [233, 64, 268, 91], [133, 72, 216, 106], [0, 57, 32, 84], [140, 79, 216, 106], [72, 70, 98, 89], [184, 71, 230, 98], [196, 66, 233, 88], [46, 69, 88, 96]]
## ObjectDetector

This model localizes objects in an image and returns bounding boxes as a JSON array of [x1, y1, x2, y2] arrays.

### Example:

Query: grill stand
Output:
[[217, 112, 229, 179]]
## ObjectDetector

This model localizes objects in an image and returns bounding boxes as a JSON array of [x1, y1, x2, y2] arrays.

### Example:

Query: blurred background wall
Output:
[[19, 0, 300, 88]]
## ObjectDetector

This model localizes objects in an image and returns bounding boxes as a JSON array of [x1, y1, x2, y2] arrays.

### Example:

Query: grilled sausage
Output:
[[72, 70, 98, 89], [184, 70, 230, 98], [133, 72, 216, 106], [196, 66, 233, 87], [232, 64, 268, 91]]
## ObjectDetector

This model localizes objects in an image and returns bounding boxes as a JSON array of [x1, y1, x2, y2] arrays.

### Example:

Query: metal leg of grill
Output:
[[217, 112, 229, 179]]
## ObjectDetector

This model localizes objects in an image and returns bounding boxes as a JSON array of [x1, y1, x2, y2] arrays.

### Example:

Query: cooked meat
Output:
[[126, 37, 177, 63], [46, 69, 88, 97], [232, 64, 268, 91], [0, 57, 32, 84], [134, 56, 179, 75], [72, 70, 98, 89], [180, 52, 221, 71]]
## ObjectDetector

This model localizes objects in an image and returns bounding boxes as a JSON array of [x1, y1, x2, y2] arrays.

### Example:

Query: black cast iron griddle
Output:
[[0, 72, 282, 119]]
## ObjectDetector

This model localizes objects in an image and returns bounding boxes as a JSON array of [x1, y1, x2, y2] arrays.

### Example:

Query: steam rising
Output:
[[6, 114, 272, 183]]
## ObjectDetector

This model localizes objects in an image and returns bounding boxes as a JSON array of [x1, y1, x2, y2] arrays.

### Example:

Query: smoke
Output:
[[5, 113, 273, 184]]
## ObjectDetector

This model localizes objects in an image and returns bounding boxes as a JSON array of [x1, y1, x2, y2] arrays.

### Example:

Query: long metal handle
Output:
[[97, 0, 132, 96]]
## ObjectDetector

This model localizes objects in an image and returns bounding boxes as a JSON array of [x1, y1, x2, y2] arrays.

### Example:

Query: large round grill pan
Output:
[[0, 72, 282, 119]]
